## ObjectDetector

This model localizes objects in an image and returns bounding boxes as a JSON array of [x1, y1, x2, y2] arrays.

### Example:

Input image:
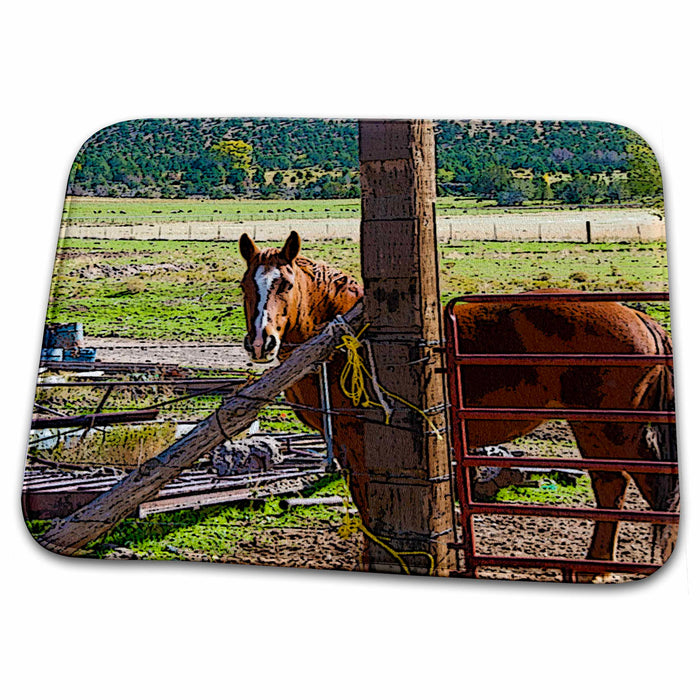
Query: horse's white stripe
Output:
[[253, 266, 280, 340]]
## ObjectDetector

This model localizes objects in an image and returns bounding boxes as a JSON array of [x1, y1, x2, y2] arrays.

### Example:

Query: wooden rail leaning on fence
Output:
[[38, 302, 364, 556]]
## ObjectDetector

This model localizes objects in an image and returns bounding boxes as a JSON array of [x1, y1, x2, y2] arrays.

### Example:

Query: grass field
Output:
[[33, 235, 671, 563], [63, 196, 634, 224], [47, 237, 671, 342], [64, 196, 360, 223]]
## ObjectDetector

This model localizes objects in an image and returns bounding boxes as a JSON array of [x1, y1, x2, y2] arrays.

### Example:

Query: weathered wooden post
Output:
[[359, 120, 454, 575]]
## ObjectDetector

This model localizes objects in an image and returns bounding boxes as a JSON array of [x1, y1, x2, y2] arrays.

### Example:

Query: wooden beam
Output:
[[37, 302, 364, 556], [31, 409, 159, 430], [358, 120, 454, 575]]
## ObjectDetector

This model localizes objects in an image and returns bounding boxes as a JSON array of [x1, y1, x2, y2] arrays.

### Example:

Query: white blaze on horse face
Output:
[[252, 266, 281, 356]]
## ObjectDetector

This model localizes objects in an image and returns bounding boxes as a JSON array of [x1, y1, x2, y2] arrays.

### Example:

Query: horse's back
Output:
[[453, 295, 660, 355], [452, 294, 670, 446]]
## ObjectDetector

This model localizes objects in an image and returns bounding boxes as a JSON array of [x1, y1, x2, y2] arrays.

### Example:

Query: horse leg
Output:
[[569, 422, 635, 582], [333, 422, 369, 515], [328, 417, 372, 570], [587, 470, 630, 559], [630, 472, 679, 565], [629, 415, 679, 564]]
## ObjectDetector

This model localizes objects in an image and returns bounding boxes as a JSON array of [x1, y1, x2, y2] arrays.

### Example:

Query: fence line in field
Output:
[[58, 212, 666, 244]]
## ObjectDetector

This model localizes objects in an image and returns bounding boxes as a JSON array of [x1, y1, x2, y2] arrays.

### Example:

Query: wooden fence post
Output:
[[359, 120, 454, 575]]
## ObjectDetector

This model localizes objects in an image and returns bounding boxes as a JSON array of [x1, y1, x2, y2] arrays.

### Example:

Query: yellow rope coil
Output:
[[338, 472, 436, 576], [335, 325, 443, 440], [331, 323, 440, 575]]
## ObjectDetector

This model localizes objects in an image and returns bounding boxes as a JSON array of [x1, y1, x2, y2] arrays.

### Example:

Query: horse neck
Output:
[[283, 257, 362, 348]]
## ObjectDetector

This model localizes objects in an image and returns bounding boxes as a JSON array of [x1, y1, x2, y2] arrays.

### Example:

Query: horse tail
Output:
[[634, 311, 679, 562], [635, 312, 677, 465]]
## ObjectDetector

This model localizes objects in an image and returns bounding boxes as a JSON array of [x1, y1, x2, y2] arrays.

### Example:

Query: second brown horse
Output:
[[238, 231, 677, 578]]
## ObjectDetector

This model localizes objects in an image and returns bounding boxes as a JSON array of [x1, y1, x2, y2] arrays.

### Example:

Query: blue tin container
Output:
[[62, 347, 97, 362], [40, 348, 63, 362], [42, 326, 55, 349], [51, 323, 84, 349]]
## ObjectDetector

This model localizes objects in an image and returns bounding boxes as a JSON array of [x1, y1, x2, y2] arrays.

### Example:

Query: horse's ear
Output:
[[239, 233, 259, 263], [280, 230, 300, 264]]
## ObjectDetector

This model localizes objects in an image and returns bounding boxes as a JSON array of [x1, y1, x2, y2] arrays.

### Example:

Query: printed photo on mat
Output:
[[24, 119, 678, 583]]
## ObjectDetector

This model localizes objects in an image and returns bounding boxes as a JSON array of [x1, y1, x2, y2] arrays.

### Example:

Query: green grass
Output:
[[63, 196, 633, 224], [63, 196, 362, 224], [29, 421, 178, 470], [496, 473, 594, 507], [47, 238, 670, 341], [26, 474, 351, 561]]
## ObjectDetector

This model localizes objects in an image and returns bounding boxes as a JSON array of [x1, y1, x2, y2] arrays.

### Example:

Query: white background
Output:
[[2, 2, 697, 698]]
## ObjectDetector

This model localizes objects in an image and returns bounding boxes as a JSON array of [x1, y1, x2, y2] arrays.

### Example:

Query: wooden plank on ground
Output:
[[31, 409, 159, 430], [138, 472, 322, 517]]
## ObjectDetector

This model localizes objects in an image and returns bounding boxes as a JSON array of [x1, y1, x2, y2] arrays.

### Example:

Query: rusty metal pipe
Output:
[[465, 502, 679, 524], [457, 407, 675, 423], [461, 456, 678, 475], [452, 353, 673, 366]]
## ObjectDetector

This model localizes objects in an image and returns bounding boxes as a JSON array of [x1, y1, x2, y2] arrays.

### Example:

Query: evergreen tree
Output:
[[532, 175, 553, 203], [624, 129, 663, 201]]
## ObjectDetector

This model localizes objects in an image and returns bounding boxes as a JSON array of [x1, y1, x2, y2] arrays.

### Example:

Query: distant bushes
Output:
[[67, 119, 660, 205]]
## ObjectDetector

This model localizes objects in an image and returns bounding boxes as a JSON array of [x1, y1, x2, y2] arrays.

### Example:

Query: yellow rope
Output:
[[335, 326, 443, 440], [328, 322, 439, 575], [337, 471, 436, 576]]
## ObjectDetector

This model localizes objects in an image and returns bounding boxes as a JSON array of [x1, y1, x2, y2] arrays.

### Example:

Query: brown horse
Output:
[[238, 231, 678, 578]]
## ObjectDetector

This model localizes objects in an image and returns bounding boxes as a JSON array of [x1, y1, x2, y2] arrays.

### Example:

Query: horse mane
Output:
[[294, 255, 363, 307], [254, 249, 360, 293]]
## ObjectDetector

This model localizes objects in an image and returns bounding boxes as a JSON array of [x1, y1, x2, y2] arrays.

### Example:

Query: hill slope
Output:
[[68, 118, 650, 202]]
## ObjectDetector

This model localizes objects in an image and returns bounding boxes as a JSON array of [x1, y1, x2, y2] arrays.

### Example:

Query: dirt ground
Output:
[[88, 336, 255, 369], [102, 510, 654, 583], [225, 528, 362, 571], [221, 422, 658, 582], [472, 515, 654, 583], [105, 528, 364, 573], [473, 421, 657, 582], [92, 340, 661, 583]]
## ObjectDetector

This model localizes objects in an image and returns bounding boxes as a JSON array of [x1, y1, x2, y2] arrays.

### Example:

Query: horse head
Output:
[[239, 231, 301, 363]]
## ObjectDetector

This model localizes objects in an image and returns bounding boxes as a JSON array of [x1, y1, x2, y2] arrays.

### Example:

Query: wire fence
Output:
[[59, 212, 667, 244]]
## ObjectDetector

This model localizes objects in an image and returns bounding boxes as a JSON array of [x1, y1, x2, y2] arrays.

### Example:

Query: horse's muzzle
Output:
[[244, 331, 279, 363]]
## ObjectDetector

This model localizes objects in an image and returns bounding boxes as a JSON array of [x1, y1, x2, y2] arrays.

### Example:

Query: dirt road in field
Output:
[[88, 337, 255, 369], [62, 209, 665, 244]]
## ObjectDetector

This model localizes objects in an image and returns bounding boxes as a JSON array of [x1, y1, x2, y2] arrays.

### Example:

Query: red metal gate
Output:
[[444, 292, 678, 581]]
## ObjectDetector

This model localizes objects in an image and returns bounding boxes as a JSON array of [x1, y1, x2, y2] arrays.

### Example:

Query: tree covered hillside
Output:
[[68, 119, 662, 205]]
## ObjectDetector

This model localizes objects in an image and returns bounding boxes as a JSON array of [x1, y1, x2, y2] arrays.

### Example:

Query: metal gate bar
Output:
[[452, 354, 673, 366], [461, 455, 677, 475], [444, 291, 678, 581], [457, 408, 675, 423]]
